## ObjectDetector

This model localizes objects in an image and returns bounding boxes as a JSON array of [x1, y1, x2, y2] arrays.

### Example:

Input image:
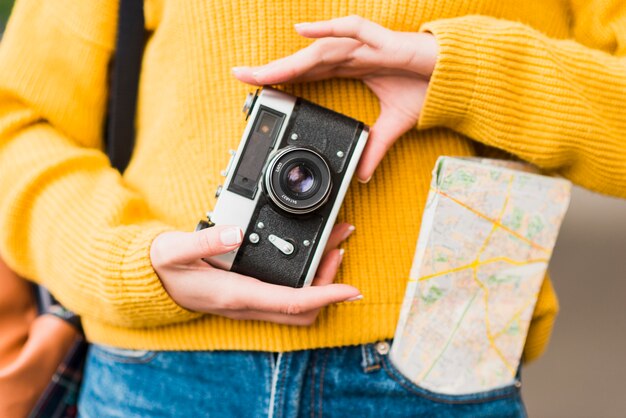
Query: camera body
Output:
[[201, 87, 368, 288]]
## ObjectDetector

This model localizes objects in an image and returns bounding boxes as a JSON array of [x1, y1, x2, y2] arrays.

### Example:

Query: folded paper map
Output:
[[390, 157, 571, 395]]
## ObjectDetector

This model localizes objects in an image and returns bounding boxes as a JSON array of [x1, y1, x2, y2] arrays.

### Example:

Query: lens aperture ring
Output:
[[264, 147, 332, 214]]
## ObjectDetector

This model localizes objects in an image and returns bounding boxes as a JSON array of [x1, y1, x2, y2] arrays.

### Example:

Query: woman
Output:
[[0, 0, 624, 416]]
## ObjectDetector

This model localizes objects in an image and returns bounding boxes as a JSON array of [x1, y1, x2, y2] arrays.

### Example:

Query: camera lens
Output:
[[265, 147, 332, 214], [286, 164, 314, 194]]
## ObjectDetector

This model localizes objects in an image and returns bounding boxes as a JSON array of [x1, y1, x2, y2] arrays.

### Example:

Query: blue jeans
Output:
[[78, 341, 526, 417]]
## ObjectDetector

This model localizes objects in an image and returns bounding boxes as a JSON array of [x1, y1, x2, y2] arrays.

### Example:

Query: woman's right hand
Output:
[[150, 223, 361, 326]]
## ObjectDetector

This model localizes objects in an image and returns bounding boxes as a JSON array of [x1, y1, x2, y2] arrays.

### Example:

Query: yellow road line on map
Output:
[[413, 257, 548, 283], [476, 176, 514, 258], [481, 256, 549, 266], [432, 188, 551, 254], [476, 179, 517, 376], [415, 178, 547, 381], [493, 295, 538, 339], [472, 266, 516, 375]]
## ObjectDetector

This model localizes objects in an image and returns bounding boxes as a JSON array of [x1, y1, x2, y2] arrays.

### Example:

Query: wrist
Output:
[[415, 32, 439, 77], [417, 18, 482, 130]]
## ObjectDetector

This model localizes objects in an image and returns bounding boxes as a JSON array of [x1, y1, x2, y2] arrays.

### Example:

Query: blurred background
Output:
[[1, 2, 625, 417], [0, 1, 10, 31], [524, 187, 626, 418]]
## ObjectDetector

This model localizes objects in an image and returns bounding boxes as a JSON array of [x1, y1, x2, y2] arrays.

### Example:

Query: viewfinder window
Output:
[[228, 108, 285, 199]]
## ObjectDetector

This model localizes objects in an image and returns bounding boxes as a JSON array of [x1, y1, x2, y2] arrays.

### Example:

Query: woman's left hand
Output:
[[233, 15, 438, 182]]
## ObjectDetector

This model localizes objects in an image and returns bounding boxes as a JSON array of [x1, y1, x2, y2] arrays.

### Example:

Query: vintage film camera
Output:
[[197, 87, 369, 288]]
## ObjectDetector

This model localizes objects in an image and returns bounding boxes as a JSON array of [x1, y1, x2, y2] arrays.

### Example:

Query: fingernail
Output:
[[357, 176, 372, 184], [220, 227, 242, 246], [337, 248, 345, 267], [342, 225, 356, 240], [232, 66, 243, 73], [345, 294, 363, 302], [294, 22, 311, 29]]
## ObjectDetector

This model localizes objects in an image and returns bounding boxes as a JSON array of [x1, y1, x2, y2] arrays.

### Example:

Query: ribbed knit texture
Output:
[[1, 0, 624, 362]]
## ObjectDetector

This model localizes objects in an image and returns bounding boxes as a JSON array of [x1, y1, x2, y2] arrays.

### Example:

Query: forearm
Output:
[[0, 104, 201, 328], [419, 15, 626, 197], [0, 0, 200, 328]]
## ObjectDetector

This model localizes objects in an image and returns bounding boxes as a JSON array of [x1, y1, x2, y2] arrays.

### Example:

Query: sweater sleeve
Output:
[[0, 0, 201, 328], [418, 4, 626, 198]]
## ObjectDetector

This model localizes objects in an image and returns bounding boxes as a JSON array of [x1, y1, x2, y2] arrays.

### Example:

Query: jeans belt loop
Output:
[[360, 342, 383, 373]]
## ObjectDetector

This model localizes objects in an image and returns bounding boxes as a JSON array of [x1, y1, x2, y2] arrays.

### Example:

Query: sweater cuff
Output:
[[418, 17, 482, 130], [99, 223, 203, 327]]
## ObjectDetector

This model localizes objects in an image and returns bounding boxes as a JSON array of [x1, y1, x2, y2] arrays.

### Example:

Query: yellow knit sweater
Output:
[[1, 0, 625, 361]]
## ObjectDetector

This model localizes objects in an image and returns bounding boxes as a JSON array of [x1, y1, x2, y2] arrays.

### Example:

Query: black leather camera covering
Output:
[[231, 98, 365, 287], [232, 201, 324, 287], [286, 100, 361, 174]]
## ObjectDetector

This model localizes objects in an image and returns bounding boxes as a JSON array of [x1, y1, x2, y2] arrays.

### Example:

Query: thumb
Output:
[[356, 108, 409, 182], [152, 226, 243, 264]]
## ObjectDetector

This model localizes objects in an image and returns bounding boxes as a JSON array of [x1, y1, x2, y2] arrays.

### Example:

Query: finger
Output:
[[312, 248, 344, 287], [228, 273, 361, 315], [218, 248, 352, 325], [356, 107, 410, 182], [232, 38, 361, 85], [295, 15, 392, 49], [250, 66, 413, 86], [152, 226, 243, 265], [218, 308, 321, 326], [323, 222, 355, 256], [170, 258, 360, 316], [235, 64, 355, 86]]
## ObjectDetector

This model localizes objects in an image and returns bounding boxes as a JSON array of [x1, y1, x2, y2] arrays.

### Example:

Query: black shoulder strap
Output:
[[36, 1, 145, 315], [106, 0, 145, 172]]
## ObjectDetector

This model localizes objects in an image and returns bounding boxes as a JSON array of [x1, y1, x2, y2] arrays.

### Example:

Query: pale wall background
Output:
[[1, 2, 626, 416], [524, 187, 626, 417]]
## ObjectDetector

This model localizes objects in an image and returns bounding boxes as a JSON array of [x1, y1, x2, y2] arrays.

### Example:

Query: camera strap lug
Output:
[[196, 214, 215, 231], [220, 150, 237, 177]]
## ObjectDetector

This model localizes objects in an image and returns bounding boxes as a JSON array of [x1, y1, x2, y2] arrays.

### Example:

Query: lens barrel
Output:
[[264, 147, 332, 214]]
